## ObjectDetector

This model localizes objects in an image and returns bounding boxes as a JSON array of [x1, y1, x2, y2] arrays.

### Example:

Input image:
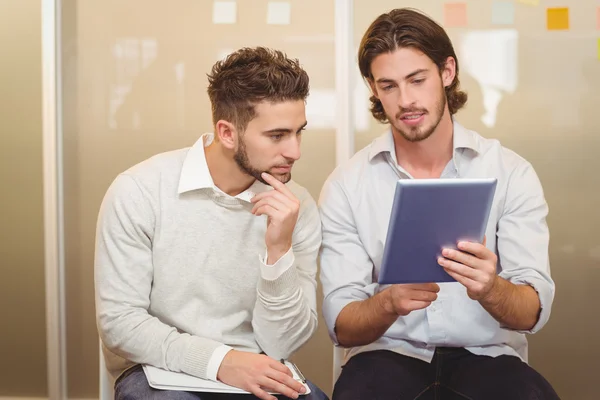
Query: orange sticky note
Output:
[[444, 3, 468, 27], [547, 8, 569, 31]]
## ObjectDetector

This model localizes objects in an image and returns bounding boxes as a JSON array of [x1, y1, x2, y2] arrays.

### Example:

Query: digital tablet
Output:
[[378, 178, 497, 285]]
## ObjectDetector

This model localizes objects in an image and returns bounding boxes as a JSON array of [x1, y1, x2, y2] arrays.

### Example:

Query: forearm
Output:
[[479, 277, 541, 330], [335, 290, 398, 347], [98, 303, 224, 379], [252, 266, 318, 359]]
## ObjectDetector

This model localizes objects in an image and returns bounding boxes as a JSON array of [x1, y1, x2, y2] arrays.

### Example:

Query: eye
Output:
[[412, 78, 425, 85], [271, 134, 283, 141], [382, 85, 394, 91]]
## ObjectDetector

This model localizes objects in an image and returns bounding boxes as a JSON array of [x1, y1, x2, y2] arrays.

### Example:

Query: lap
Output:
[[115, 366, 204, 400], [441, 351, 561, 400], [115, 365, 329, 400], [331, 349, 560, 400], [332, 350, 434, 400]]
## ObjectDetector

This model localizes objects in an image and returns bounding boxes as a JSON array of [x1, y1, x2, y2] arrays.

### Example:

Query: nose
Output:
[[282, 135, 301, 161], [397, 87, 416, 110]]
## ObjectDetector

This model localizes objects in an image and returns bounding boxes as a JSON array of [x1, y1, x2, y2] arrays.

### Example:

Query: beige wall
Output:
[[61, 0, 335, 397], [354, 1, 600, 399], [2, 0, 598, 398], [0, 0, 47, 397]]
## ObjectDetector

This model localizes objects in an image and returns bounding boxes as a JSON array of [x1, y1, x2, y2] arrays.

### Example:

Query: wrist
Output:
[[216, 349, 237, 381], [266, 244, 291, 264], [377, 289, 396, 317], [480, 276, 504, 306]]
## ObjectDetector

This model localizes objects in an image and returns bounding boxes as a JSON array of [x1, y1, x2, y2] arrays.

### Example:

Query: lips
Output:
[[400, 113, 425, 120], [272, 164, 292, 172], [398, 112, 426, 127]]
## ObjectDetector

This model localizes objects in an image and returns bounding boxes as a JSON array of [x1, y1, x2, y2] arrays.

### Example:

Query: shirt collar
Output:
[[177, 134, 214, 194], [177, 133, 271, 202], [367, 119, 481, 163]]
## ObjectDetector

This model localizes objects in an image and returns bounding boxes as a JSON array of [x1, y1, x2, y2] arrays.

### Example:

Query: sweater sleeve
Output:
[[251, 193, 321, 360], [94, 173, 223, 379]]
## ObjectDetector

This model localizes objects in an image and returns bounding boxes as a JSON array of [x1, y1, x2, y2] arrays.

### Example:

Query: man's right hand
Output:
[[216, 350, 306, 400], [382, 283, 440, 316]]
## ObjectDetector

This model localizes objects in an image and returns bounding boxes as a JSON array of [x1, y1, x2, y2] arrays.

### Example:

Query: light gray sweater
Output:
[[95, 135, 321, 381]]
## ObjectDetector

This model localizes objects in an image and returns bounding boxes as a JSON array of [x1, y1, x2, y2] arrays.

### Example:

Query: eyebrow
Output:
[[375, 68, 429, 84], [263, 121, 307, 134]]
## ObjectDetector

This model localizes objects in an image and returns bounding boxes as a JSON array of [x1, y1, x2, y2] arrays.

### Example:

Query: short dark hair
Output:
[[358, 8, 467, 122], [207, 47, 310, 132]]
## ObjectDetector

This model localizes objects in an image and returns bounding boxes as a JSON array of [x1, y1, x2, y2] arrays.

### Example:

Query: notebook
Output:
[[142, 361, 311, 395]]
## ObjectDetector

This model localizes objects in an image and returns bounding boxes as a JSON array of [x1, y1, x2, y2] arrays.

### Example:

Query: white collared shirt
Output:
[[318, 120, 555, 364]]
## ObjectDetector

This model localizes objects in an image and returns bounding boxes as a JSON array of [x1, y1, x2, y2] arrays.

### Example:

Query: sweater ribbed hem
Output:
[[182, 337, 223, 379], [257, 265, 299, 298]]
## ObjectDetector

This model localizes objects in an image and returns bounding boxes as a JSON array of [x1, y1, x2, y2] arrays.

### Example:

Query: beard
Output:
[[233, 136, 292, 185], [390, 85, 447, 143]]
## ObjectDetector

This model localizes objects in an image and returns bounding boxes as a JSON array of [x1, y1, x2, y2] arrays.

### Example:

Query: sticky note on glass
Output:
[[517, 0, 539, 6], [444, 3, 467, 27], [267, 1, 291, 25], [492, 1, 515, 25], [212, 1, 237, 24], [547, 8, 569, 31]]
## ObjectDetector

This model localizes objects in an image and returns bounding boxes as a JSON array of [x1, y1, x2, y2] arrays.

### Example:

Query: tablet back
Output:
[[378, 178, 497, 284]]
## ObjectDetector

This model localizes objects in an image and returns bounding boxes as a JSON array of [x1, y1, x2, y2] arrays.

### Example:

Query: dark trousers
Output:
[[115, 364, 329, 400], [333, 348, 560, 400]]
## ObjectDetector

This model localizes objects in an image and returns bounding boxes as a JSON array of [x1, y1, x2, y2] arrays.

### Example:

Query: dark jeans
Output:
[[333, 348, 560, 400], [115, 364, 329, 400]]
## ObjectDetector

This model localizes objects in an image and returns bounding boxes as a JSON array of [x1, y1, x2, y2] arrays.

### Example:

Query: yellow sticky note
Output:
[[597, 38, 600, 61], [444, 3, 468, 27], [547, 8, 569, 31], [517, 0, 539, 6]]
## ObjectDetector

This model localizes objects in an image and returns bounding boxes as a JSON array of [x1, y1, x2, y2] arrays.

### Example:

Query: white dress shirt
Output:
[[318, 120, 555, 365]]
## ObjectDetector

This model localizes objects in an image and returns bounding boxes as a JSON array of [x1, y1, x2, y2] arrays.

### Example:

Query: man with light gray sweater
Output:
[[95, 47, 328, 400]]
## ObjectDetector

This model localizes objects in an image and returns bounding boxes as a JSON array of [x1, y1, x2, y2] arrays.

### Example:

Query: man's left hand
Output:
[[250, 172, 299, 264], [438, 237, 499, 301]]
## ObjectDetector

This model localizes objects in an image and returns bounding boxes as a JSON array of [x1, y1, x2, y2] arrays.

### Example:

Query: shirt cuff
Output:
[[205, 344, 233, 381], [510, 276, 554, 334], [323, 284, 380, 345], [259, 248, 294, 281]]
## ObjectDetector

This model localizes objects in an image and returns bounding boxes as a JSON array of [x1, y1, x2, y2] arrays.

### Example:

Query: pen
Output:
[[280, 359, 306, 384]]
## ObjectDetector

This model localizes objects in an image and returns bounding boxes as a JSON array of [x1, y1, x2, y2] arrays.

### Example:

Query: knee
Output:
[[515, 366, 560, 399], [482, 370, 560, 400], [305, 380, 330, 400]]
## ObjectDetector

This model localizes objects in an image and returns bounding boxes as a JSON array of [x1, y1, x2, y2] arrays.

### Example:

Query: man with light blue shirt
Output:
[[319, 9, 560, 400]]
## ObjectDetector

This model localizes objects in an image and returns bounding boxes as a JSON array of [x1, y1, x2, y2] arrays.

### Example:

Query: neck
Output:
[[204, 140, 255, 197], [394, 112, 454, 179]]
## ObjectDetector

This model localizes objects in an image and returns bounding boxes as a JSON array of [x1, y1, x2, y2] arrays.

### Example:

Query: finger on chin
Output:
[[261, 172, 279, 186]]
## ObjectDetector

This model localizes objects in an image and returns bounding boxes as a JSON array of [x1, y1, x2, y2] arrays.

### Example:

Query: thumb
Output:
[[482, 235, 487, 247]]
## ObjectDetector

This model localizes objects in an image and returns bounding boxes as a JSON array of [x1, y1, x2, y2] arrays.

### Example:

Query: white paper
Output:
[[212, 1, 237, 24], [267, 1, 291, 25], [143, 361, 311, 394]]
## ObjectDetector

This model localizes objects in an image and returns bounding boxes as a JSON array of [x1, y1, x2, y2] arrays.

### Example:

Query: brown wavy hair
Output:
[[207, 47, 309, 132], [358, 8, 467, 123]]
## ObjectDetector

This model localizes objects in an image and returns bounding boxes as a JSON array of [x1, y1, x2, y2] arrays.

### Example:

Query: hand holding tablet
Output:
[[378, 178, 497, 285]]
